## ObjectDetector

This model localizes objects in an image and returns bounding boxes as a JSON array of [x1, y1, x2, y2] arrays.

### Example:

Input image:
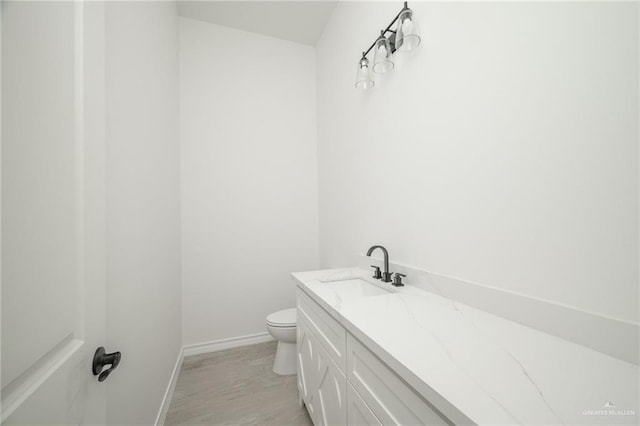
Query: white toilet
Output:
[[266, 308, 297, 375]]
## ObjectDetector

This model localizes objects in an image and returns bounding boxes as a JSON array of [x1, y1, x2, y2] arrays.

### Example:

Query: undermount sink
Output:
[[318, 278, 391, 298]]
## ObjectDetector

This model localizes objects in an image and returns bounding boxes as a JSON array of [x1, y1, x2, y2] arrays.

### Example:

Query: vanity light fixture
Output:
[[372, 30, 394, 74], [355, 52, 375, 90], [355, 1, 421, 90], [396, 3, 421, 52]]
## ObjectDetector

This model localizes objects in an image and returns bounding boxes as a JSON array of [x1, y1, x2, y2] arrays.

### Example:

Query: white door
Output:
[[2, 1, 109, 424]]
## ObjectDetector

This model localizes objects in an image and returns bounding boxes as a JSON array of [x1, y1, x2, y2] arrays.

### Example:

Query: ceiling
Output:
[[177, 1, 338, 46]]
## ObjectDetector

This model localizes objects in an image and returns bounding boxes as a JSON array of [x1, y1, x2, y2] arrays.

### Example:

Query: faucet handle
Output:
[[370, 265, 382, 280], [392, 273, 406, 287]]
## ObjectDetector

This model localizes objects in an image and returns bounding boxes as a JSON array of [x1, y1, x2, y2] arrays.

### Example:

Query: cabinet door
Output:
[[298, 315, 348, 426], [298, 316, 324, 426], [297, 317, 317, 404], [315, 346, 347, 426], [347, 383, 383, 426]]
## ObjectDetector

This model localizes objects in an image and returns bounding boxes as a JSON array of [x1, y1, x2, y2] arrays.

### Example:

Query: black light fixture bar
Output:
[[361, 1, 409, 57]]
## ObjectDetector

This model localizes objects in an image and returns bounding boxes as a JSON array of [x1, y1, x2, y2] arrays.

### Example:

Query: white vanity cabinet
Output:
[[296, 288, 451, 426]]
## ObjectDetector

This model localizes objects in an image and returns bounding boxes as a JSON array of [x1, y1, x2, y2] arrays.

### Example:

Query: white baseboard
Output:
[[154, 347, 184, 426], [183, 332, 274, 357]]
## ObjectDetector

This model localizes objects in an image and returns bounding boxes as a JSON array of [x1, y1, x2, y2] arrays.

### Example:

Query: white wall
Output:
[[179, 17, 319, 346], [317, 2, 639, 324], [105, 2, 182, 424]]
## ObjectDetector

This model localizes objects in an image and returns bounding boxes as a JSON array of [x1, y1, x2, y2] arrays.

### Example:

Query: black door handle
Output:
[[92, 347, 121, 382]]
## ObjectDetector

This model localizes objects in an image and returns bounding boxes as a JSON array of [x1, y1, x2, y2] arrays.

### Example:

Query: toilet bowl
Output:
[[266, 308, 297, 375]]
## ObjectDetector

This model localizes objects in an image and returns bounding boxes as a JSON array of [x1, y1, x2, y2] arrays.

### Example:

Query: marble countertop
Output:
[[292, 267, 639, 425]]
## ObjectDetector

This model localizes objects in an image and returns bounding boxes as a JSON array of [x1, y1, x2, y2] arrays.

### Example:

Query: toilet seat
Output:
[[266, 308, 296, 328]]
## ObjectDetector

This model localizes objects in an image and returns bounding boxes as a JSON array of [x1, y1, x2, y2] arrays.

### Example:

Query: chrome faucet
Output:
[[366, 245, 393, 283]]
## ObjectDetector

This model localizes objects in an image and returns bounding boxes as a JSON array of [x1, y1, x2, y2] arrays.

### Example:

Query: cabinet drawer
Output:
[[297, 288, 347, 372], [347, 382, 383, 426], [347, 335, 450, 426]]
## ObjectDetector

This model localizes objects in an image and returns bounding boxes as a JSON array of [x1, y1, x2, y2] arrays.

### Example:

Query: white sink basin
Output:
[[319, 278, 390, 298]]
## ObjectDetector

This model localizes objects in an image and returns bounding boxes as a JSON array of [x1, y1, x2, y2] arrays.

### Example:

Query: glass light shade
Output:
[[355, 56, 374, 90], [372, 34, 394, 74], [396, 7, 421, 52]]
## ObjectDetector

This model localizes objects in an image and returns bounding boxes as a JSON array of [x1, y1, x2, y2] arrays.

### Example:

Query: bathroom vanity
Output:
[[293, 268, 639, 426], [296, 285, 449, 425]]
